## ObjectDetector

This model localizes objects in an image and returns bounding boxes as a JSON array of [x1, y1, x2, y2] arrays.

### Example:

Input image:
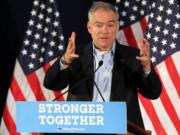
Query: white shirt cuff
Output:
[[60, 59, 69, 70], [144, 68, 151, 77]]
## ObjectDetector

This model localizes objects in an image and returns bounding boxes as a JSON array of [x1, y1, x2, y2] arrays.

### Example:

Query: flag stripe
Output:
[[9, 72, 41, 135], [35, 68, 56, 100], [124, 26, 138, 48], [160, 83, 180, 133], [53, 91, 65, 101], [172, 52, 180, 76], [116, 30, 129, 46], [15, 61, 36, 101], [131, 21, 144, 48], [139, 100, 157, 135], [138, 95, 166, 134], [151, 99, 179, 135], [43, 63, 58, 101], [0, 119, 9, 135], [139, 17, 148, 33], [6, 90, 32, 135], [6, 90, 16, 124], [32, 133, 39, 135], [10, 76, 26, 101], [156, 62, 180, 118], [3, 91, 18, 135], [155, 68, 180, 132], [43, 63, 51, 72], [3, 105, 20, 135], [26, 72, 46, 100], [165, 56, 180, 97]]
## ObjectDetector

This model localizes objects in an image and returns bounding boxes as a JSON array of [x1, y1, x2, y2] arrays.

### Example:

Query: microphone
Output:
[[52, 60, 104, 101], [94, 60, 103, 72]]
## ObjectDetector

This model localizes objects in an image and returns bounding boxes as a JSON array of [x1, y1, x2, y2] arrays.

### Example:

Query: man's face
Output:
[[87, 8, 119, 51]]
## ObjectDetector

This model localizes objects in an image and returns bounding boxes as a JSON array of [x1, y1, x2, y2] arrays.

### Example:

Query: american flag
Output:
[[0, 0, 66, 134], [116, 0, 180, 134]]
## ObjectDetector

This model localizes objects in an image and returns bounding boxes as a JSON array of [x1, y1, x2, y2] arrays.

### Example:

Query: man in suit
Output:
[[43, 1, 162, 132]]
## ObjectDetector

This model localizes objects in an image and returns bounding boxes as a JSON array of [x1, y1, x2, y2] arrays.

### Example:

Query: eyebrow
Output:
[[94, 20, 117, 24]]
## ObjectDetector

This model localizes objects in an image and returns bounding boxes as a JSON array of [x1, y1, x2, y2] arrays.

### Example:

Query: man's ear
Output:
[[87, 21, 91, 34], [116, 21, 120, 33]]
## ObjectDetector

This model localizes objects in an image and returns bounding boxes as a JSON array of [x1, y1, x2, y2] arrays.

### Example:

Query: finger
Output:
[[143, 38, 150, 49], [68, 32, 76, 50], [140, 39, 149, 56], [143, 38, 149, 46], [70, 32, 76, 43], [68, 54, 79, 62], [67, 38, 72, 51], [67, 34, 75, 52], [136, 56, 148, 63], [141, 46, 148, 56], [68, 38, 75, 52], [136, 56, 144, 61], [71, 54, 79, 58], [143, 44, 150, 56], [138, 39, 144, 55], [139, 47, 144, 56]]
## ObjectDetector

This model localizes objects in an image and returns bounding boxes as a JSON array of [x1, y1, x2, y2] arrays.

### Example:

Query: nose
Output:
[[101, 25, 108, 33]]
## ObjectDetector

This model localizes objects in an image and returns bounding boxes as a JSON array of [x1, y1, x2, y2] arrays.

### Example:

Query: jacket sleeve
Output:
[[123, 46, 162, 99], [136, 64, 162, 99], [43, 57, 70, 90]]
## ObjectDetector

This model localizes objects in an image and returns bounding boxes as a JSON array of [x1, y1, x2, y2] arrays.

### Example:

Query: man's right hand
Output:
[[62, 32, 79, 64]]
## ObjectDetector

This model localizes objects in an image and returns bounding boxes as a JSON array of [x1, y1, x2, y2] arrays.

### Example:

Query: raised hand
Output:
[[63, 32, 79, 64], [136, 38, 151, 72]]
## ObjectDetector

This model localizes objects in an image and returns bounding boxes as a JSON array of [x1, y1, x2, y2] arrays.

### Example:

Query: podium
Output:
[[123, 120, 151, 135], [16, 102, 151, 135]]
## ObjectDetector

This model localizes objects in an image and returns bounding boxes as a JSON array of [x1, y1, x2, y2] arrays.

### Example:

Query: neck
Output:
[[93, 44, 113, 52]]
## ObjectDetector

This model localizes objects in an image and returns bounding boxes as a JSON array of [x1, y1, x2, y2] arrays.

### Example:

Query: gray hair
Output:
[[88, 1, 119, 21]]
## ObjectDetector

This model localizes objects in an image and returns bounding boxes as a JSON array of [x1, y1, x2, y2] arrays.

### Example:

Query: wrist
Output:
[[143, 63, 151, 72], [61, 55, 71, 65]]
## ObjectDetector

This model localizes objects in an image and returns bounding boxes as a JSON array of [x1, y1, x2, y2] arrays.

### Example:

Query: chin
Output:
[[100, 42, 112, 47], [99, 44, 112, 50]]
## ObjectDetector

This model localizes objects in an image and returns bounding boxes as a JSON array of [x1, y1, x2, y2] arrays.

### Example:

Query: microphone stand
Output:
[[52, 60, 103, 101]]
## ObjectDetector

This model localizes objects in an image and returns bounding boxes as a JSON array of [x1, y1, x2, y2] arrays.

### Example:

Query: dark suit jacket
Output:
[[44, 41, 162, 132]]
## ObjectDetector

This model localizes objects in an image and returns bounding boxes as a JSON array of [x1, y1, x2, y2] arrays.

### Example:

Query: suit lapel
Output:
[[80, 43, 94, 99], [110, 43, 128, 101]]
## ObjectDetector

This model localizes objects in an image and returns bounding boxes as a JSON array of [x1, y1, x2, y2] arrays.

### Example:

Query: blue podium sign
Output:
[[16, 102, 127, 134]]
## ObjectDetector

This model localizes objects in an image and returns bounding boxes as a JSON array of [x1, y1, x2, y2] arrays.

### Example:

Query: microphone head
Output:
[[99, 60, 103, 67]]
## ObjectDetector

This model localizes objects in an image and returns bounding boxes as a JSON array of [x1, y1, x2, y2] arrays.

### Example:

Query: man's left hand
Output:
[[136, 38, 151, 72]]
